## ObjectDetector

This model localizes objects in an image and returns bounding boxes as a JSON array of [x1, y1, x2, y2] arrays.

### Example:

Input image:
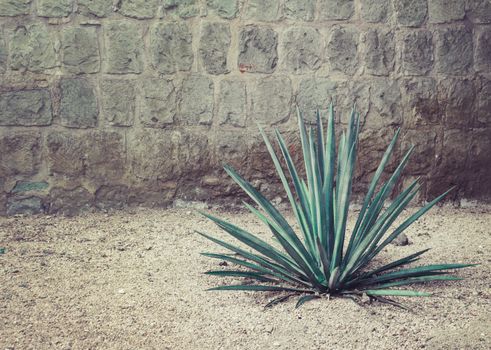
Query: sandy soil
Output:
[[0, 205, 490, 350]]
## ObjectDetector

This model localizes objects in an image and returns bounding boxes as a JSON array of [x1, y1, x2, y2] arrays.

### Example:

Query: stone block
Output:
[[327, 26, 359, 75], [363, 28, 395, 76], [62, 26, 100, 74], [440, 129, 470, 173], [139, 79, 177, 128], [435, 27, 473, 74], [401, 130, 437, 174], [206, 0, 238, 19], [95, 185, 128, 210], [179, 75, 214, 125], [150, 22, 193, 74], [367, 78, 402, 128], [128, 129, 179, 182], [9, 23, 57, 72], [0, 0, 31, 16], [438, 78, 475, 127], [296, 78, 344, 122], [467, 128, 491, 200], [284, 0, 314, 21], [117, 0, 158, 19], [60, 78, 98, 128], [401, 77, 440, 127], [78, 0, 112, 17], [217, 79, 247, 127], [47, 131, 125, 183], [466, 0, 491, 24], [361, 0, 390, 23], [318, 0, 354, 20], [0, 90, 52, 126], [199, 22, 231, 75], [395, 0, 427, 27], [163, 0, 199, 18], [428, 0, 465, 23], [244, 0, 281, 22], [12, 181, 49, 193], [101, 79, 135, 126], [48, 187, 93, 216], [251, 76, 292, 125], [0, 132, 41, 177], [401, 31, 434, 75], [476, 78, 491, 125], [7, 197, 43, 215], [104, 21, 144, 74], [238, 25, 278, 74], [0, 30, 7, 73], [37, 0, 73, 17], [475, 28, 491, 72], [281, 27, 323, 74]]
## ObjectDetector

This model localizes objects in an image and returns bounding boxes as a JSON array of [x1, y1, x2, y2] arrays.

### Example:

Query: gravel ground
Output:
[[1, 205, 490, 350]]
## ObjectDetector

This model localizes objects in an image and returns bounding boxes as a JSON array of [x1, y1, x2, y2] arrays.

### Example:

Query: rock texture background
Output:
[[0, 0, 490, 215]]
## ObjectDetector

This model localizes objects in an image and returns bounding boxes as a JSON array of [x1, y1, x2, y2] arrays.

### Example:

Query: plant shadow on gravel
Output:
[[198, 104, 475, 310]]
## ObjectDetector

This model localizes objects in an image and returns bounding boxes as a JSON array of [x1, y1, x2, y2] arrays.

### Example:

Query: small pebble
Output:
[[118, 289, 125, 294]]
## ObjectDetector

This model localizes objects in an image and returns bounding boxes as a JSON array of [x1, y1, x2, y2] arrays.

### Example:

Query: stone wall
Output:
[[0, 0, 490, 215]]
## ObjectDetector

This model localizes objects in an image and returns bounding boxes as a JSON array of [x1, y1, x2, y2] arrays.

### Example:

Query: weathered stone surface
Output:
[[0, 0, 31, 16], [199, 22, 231, 75], [163, 0, 199, 18], [327, 27, 359, 75], [395, 0, 427, 27], [401, 78, 440, 127], [217, 79, 246, 127], [7, 197, 43, 215], [363, 28, 394, 76], [466, 0, 491, 24], [104, 21, 143, 74], [47, 131, 125, 182], [476, 78, 491, 125], [129, 129, 210, 182], [0, 90, 52, 126], [475, 28, 491, 72], [95, 185, 128, 210], [467, 128, 491, 200], [281, 27, 323, 74], [10, 23, 57, 72], [150, 22, 193, 74], [438, 78, 475, 127], [60, 79, 98, 128], [37, 0, 73, 17], [207, 0, 238, 18], [296, 78, 343, 121], [238, 25, 278, 74], [361, 0, 390, 23], [0, 132, 41, 176], [318, 0, 354, 20], [428, 0, 465, 23], [251, 76, 292, 125], [48, 187, 93, 216], [284, 0, 315, 21], [440, 129, 470, 173], [402, 31, 434, 75], [435, 27, 473, 74], [367, 78, 402, 128], [402, 129, 437, 174], [139, 79, 176, 128], [244, 0, 281, 21], [117, 0, 158, 19], [0, 31, 6, 73], [62, 26, 100, 74], [129, 129, 179, 182], [12, 181, 49, 193], [101, 79, 135, 126], [78, 0, 112, 17], [179, 75, 214, 125]]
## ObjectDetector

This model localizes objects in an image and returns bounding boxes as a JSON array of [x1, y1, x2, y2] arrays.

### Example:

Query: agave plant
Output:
[[198, 104, 473, 309]]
